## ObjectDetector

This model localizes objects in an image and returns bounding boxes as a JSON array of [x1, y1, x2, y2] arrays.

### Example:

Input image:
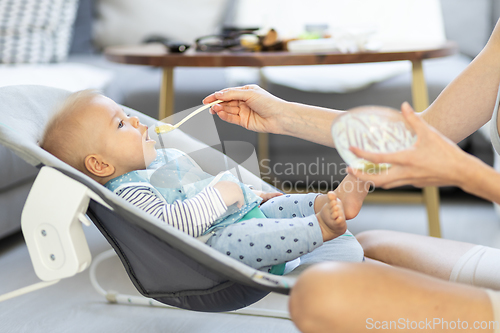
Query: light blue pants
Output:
[[206, 193, 364, 272]]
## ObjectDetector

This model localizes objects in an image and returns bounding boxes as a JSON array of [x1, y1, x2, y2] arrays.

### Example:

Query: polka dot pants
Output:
[[206, 193, 323, 270]]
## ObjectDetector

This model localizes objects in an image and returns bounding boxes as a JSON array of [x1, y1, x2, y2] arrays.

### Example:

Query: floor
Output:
[[0, 187, 498, 332]]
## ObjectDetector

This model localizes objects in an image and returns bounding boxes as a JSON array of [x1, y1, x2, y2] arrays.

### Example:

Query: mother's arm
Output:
[[204, 85, 398, 148], [204, 84, 343, 147], [421, 18, 500, 143]]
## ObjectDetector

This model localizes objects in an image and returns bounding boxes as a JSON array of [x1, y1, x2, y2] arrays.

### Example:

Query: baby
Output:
[[41, 90, 368, 273]]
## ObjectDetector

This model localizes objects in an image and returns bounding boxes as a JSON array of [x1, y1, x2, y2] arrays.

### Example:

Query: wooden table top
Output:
[[104, 41, 458, 68]]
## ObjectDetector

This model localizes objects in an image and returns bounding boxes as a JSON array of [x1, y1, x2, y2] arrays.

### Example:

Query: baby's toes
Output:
[[331, 203, 339, 219], [327, 191, 337, 203], [336, 198, 344, 213], [333, 199, 345, 221]]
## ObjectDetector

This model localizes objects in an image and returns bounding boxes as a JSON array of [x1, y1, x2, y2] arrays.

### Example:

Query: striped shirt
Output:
[[116, 185, 228, 237]]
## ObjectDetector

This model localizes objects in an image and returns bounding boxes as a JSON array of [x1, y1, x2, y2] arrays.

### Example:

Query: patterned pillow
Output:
[[0, 0, 78, 64]]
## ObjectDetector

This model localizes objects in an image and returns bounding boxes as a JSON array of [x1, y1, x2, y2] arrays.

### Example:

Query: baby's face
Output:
[[85, 95, 157, 174]]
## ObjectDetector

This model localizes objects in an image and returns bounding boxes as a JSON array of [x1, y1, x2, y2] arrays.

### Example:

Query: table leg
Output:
[[412, 60, 442, 238], [159, 67, 174, 120]]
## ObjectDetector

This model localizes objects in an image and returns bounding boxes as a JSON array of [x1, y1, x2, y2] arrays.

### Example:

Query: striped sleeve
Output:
[[115, 185, 227, 237]]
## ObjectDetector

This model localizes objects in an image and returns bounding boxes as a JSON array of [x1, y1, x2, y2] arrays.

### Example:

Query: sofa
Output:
[[0, 0, 498, 241]]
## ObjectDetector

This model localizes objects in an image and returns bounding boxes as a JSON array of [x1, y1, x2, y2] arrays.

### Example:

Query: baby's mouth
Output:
[[143, 127, 154, 142]]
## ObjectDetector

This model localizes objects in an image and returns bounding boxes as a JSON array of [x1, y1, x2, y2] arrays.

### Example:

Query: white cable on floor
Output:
[[90, 249, 290, 319], [0, 279, 60, 303], [89, 248, 115, 297]]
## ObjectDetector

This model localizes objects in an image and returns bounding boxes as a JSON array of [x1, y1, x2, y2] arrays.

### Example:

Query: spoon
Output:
[[155, 100, 223, 134]]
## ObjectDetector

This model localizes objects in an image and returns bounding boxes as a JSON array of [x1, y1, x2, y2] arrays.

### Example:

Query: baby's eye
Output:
[[118, 120, 124, 129]]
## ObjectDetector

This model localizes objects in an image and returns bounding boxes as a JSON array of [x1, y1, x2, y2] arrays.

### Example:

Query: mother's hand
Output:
[[203, 84, 287, 134], [348, 102, 470, 189]]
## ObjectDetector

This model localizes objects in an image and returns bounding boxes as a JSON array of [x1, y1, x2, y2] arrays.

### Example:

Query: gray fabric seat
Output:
[[0, 85, 364, 312], [0, 85, 293, 311]]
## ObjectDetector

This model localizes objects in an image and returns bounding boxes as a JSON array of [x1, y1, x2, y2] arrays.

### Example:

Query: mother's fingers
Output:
[[376, 175, 446, 189], [347, 165, 411, 189], [213, 85, 260, 103], [212, 101, 241, 113], [400, 102, 430, 136], [203, 90, 228, 104], [349, 146, 410, 165], [203, 85, 253, 104], [209, 100, 241, 115], [348, 166, 395, 185], [202, 94, 217, 104], [348, 164, 443, 189], [215, 110, 241, 126]]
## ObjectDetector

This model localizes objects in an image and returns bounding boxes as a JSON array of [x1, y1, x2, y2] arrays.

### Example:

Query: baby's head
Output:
[[40, 90, 157, 184]]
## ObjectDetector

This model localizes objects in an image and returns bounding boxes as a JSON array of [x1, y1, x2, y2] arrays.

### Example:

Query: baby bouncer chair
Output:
[[0, 85, 358, 317]]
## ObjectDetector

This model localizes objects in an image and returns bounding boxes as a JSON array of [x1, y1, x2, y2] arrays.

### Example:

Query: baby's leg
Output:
[[259, 192, 320, 219], [260, 191, 347, 242], [206, 192, 349, 270], [206, 214, 324, 270]]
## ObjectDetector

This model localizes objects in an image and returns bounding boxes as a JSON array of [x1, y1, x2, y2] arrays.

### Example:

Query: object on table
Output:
[[195, 27, 284, 52], [143, 35, 191, 53]]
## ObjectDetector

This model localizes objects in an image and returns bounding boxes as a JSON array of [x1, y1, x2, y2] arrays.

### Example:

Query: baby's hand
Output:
[[252, 190, 283, 203], [213, 181, 244, 208]]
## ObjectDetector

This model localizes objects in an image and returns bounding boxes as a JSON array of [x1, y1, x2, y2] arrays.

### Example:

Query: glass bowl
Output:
[[331, 108, 417, 171]]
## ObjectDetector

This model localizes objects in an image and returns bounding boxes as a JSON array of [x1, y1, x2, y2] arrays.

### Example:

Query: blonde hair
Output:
[[40, 89, 102, 176]]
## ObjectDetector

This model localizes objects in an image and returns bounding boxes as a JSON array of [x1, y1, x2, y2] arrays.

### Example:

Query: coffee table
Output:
[[105, 42, 458, 238]]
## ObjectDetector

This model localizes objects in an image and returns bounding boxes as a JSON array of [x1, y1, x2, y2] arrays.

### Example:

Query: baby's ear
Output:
[[84, 154, 115, 178]]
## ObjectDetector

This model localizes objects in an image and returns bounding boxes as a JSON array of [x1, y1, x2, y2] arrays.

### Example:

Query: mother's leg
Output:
[[289, 262, 495, 333], [357, 230, 500, 291], [357, 230, 475, 280]]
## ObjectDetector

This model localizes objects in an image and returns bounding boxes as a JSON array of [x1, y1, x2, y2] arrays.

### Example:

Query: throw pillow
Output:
[[93, 0, 229, 49], [0, 0, 78, 64]]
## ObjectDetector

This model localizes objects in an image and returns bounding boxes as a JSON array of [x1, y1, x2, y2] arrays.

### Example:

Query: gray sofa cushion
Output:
[[495, 0, 500, 23], [0, 147, 37, 190], [0, 182, 33, 239]]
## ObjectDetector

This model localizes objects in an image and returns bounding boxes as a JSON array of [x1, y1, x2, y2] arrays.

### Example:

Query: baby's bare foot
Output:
[[316, 191, 347, 242], [335, 175, 370, 220]]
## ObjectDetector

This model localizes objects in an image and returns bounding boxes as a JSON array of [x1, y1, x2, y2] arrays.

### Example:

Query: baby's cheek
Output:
[[144, 146, 157, 165]]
